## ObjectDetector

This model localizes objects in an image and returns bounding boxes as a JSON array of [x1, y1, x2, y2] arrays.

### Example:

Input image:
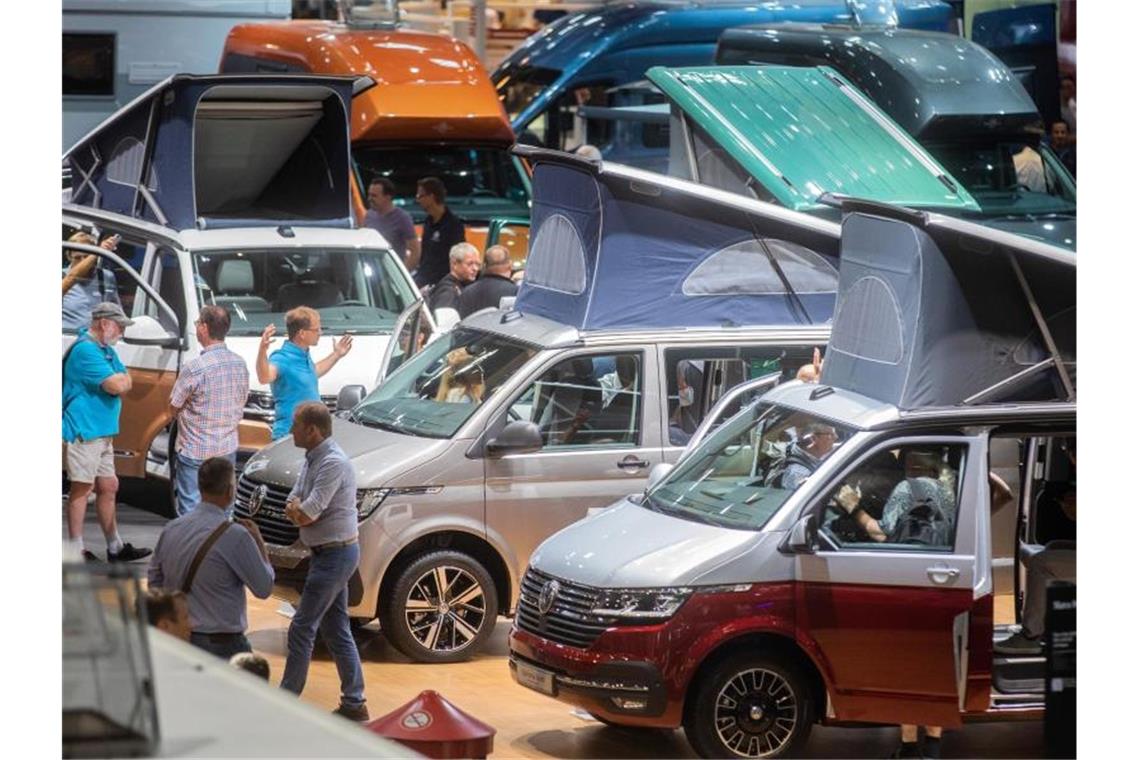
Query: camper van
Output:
[[62, 75, 428, 482], [233, 147, 847, 663], [715, 25, 1076, 248], [62, 0, 290, 150], [493, 1, 954, 156], [220, 10, 530, 256], [509, 205, 1075, 758]]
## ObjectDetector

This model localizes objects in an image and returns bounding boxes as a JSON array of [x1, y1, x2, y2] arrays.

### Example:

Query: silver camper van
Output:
[[235, 150, 842, 662]]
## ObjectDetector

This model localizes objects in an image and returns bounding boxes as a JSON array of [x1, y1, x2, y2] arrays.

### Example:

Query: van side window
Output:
[[61, 226, 145, 333], [663, 346, 822, 447], [509, 353, 642, 449], [819, 443, 967, 552], [145, 247, 186, 334]]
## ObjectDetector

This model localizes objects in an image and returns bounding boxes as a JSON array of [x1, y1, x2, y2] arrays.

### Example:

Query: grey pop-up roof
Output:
[[63, 74, 371, 230], [820, 201, 1075, 408]]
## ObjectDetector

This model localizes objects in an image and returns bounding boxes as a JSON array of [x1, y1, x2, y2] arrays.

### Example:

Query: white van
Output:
[[62, 74, 432, 484]]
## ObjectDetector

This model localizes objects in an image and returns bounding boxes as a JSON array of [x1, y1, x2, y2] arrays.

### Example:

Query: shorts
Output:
[[67, 437, 116, 483]]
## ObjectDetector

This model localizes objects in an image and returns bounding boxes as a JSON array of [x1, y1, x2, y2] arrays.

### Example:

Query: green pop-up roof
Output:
[[647, 65, 981, 213]]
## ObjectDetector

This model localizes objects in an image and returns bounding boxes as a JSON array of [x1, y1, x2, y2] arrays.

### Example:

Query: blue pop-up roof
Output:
[[513, 147, 842, 331], [63, 74, 365, 231]]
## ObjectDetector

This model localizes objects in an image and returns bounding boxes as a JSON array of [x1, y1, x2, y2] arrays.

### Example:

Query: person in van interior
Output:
[[256, 306, 354, 440], [427, 242, 482, 314], [668, 360, 705, 445], [457, 245, 518, 317], [414, 176, 467, 288], [62, 231, 121, 332], [836, 449, 955, 545], [765, 423, 840, 490], [364, 176, 419, 267]]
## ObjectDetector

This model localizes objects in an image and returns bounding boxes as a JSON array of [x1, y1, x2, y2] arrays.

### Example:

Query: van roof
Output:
[[648, 65, 980, 213], [224, 21, 514, 144]]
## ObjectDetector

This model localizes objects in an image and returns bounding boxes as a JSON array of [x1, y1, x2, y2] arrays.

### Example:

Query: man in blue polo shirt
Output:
[[254, 306, 353, 440], [63, 302, 151, 563]]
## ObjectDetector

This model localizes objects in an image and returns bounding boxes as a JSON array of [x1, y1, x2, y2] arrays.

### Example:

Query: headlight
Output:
[[355, 485, 443, 520], [590, 587, 693, 621]]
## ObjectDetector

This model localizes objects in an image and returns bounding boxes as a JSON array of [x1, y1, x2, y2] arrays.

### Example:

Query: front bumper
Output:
[[508, 647, 668, 720]]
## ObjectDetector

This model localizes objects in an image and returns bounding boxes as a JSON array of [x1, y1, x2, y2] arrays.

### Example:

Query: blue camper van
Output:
[[493, 0, 954, 155]]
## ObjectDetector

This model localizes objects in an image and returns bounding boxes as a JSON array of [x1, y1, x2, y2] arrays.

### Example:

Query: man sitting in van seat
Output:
[[837, 449, 955, 547], [765, 423, 839, 490]]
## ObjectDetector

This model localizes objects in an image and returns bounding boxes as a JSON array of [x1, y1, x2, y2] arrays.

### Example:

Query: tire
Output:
[[683, 652, 814, 759], [380, 550, 499, 663]]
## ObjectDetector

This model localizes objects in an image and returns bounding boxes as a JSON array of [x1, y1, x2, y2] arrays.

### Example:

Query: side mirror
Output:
[[781, 513, 819, 555], [122, 315, 181, 348], [434, 307, 461, 331], [336, 384, 366, 412], [486, 421, 543, 457], [646, 462, 674, 491]]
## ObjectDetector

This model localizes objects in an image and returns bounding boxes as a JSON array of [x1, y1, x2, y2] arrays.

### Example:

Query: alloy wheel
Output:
[[713, 667, 799, 758], [403, 564, 487, 653]]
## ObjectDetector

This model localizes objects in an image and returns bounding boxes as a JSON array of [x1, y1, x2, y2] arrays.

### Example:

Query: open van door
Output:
[[62, 238, 185, 478], [376, 300, 432, 383]]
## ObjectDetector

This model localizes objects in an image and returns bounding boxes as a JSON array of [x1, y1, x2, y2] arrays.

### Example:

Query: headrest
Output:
[[217, 259, 255, 294]]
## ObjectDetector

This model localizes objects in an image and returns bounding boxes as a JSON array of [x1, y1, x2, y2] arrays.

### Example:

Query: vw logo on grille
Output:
[[538, 579, 560, 616], [248, 484, 268, 517]]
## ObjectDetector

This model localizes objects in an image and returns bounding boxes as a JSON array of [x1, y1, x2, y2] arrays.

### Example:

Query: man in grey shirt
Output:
[[147, 457, 274, 659], [280, 402, 368, 722]]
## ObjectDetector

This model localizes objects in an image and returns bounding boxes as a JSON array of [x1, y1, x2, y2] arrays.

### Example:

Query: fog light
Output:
[[610, 696, 649, 711]]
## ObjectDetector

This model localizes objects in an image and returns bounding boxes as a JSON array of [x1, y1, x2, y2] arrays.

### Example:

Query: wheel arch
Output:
[[377, 529, 512, 620], [682, 631, 829, 727]]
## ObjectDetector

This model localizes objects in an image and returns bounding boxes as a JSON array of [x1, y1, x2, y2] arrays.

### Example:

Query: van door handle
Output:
[[926, 565, 960, 585], [617, 456, 650, 471]]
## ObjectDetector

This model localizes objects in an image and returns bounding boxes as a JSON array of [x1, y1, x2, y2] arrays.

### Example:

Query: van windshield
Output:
[[926, 140, 1076, 217], [646, 402, 854, 530], [353, 145, 531, 224], [193, 247, 415, 336], [353, 327, 537, 439]]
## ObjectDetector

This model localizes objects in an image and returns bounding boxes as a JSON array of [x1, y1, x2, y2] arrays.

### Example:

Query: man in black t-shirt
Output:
[[414, 177, 466, 288]]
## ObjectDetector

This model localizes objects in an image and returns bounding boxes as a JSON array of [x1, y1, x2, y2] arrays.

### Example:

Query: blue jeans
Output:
[[280, 542, 365, 707], [174, 450, 236, 517], [190, 631, 252, 660]]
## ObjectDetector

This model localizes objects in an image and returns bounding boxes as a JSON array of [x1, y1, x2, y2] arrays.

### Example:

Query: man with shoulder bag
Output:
[[147, 457, 274, 659]]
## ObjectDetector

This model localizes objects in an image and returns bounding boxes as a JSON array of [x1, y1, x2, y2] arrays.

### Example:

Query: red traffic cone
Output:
[[366, 690, 496, 758]]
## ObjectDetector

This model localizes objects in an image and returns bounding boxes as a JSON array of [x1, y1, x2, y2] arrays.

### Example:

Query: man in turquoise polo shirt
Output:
[[63, 302, 152, 563], [255, 306, 353, 440]]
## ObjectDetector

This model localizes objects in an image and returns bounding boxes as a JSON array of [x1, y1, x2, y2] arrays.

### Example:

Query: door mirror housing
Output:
[[122, 315, 182, 348], [486, 421, 543, 457], [336, 384, 366, 412], [781, 513, 819, 555], [646, 462, 674, 491]]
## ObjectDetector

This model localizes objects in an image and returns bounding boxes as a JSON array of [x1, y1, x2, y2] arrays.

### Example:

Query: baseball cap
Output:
[[91, 302, 135, 327]]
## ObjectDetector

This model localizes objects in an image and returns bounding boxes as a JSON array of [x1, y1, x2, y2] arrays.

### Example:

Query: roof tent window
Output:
[[106, 137, 158, 191], [683, 239, 838, 297], [525, 213, 588, 295], [829, 276, 905, 364], [193, 85, 347, 222], [63, 33, 115, 96]]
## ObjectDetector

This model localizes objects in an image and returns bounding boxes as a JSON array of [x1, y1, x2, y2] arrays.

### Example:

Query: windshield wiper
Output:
[[357, 416, 406, 435]]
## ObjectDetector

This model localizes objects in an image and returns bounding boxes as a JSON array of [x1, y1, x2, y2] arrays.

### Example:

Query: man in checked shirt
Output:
[[168, 305, 250, 516]]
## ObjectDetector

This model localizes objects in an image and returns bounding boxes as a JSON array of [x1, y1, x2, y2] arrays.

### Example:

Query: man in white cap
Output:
[[63, 302, 151, 562]]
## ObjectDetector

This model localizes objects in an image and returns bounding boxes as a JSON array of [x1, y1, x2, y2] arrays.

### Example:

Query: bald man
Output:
[[458, 245, 518, 318]]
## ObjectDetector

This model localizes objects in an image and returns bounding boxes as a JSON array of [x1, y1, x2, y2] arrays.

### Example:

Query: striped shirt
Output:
[[171, 343, 250, 460]]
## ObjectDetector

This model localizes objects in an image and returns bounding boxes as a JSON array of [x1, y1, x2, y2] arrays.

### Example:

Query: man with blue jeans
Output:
[[280, 402, 368, 721], [169, 306, 249, 516], [255, 306, 353, 441]]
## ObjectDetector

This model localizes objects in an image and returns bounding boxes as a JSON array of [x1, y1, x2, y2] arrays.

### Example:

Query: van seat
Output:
[[216, 259, 270, 313]]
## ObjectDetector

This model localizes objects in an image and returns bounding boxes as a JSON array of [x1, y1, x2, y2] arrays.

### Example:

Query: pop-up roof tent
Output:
[[820, 199, 1075, 408], [63, 74, 371, 230], [512, 145, 843, 331]]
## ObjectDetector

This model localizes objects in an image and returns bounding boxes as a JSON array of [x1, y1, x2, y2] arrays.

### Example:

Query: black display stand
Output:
[[1044, 581, 1076, 759]]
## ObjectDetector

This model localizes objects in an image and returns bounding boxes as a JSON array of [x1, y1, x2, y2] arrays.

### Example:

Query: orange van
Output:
[[221, 18, 530, 260]]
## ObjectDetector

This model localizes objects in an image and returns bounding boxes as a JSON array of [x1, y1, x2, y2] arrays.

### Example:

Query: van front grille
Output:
[[515, 567, 617, 649], [233, 474, 298, 546]]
